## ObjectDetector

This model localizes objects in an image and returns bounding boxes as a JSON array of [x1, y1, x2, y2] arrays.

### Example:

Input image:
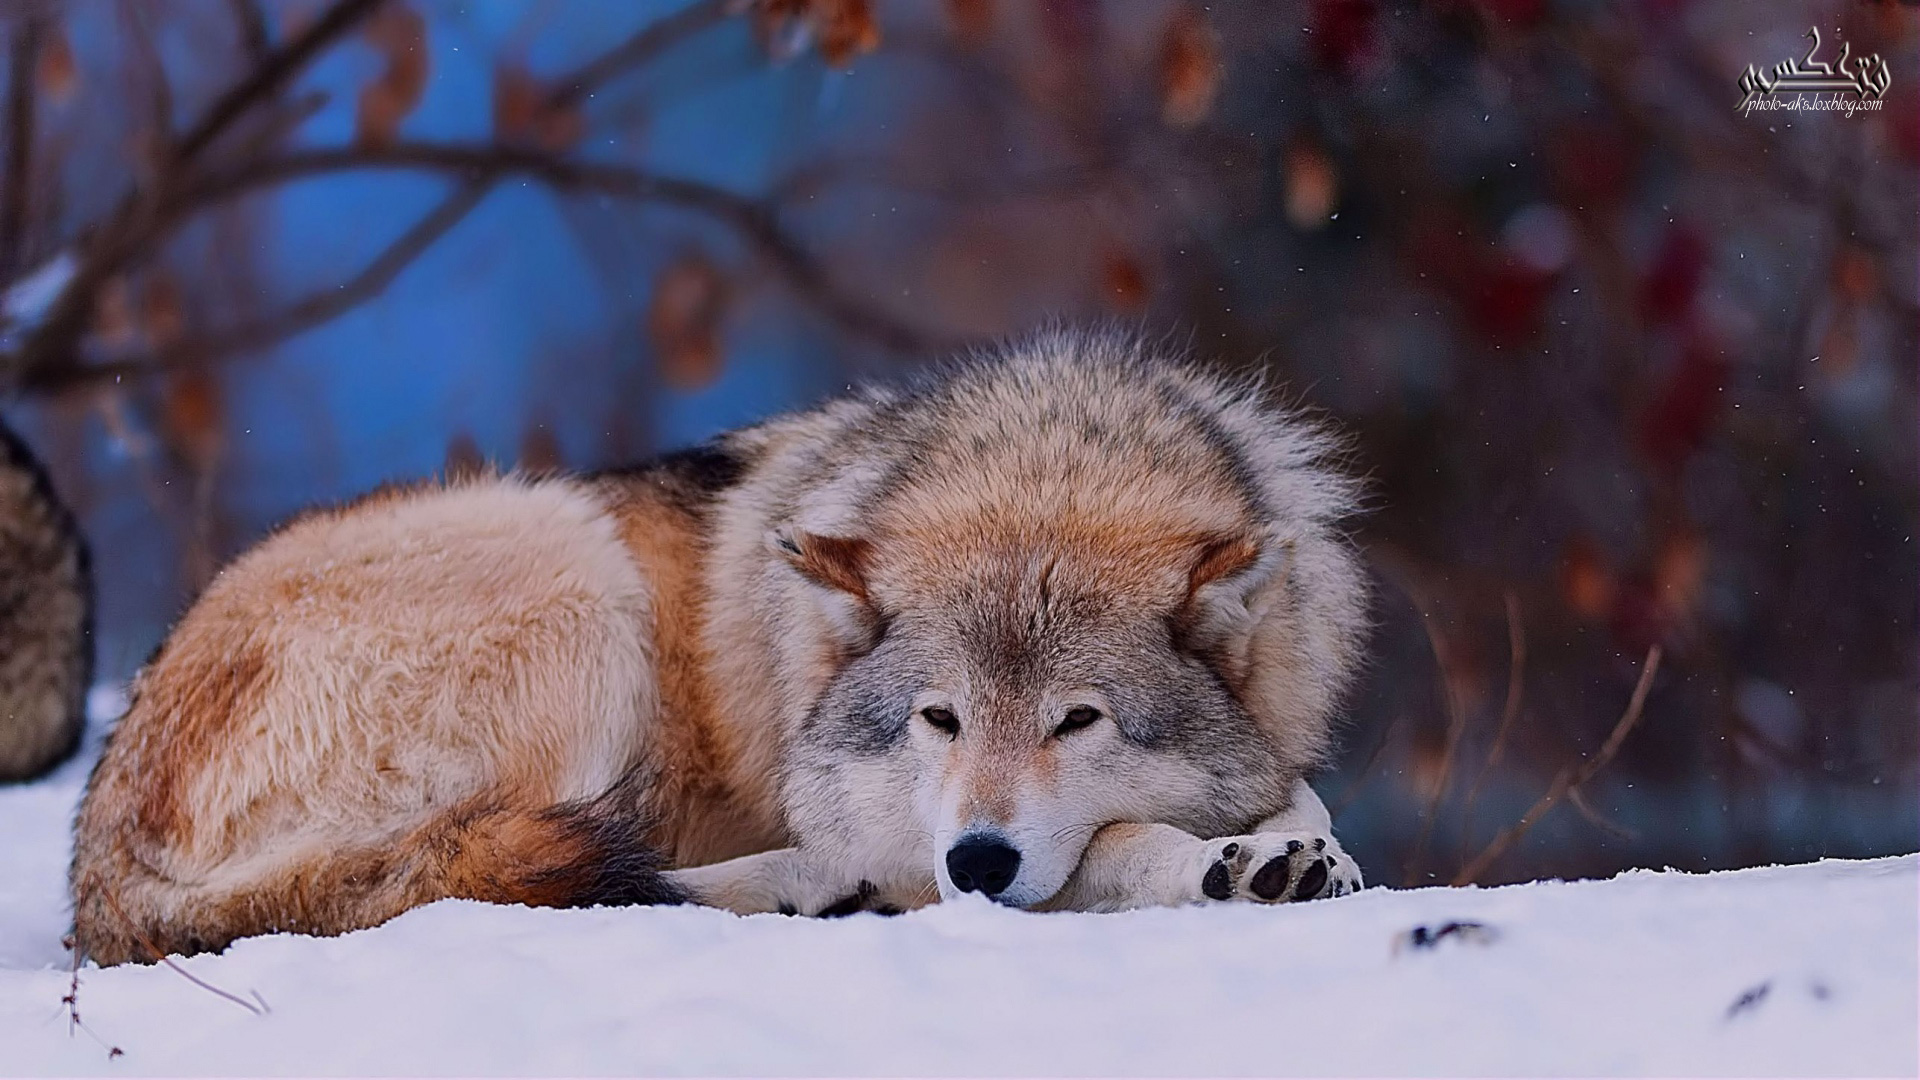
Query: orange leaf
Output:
[[92, 278, 136, 347], [1101, 250, 1150, 312], [1560, 536, 1615, 621], [1653, 531, 1706, 622], [945, 0, 993, 45], [648, 254, 730, 391], [1284, 143, 1338, 229], [491, 64, 582, 152], [138, 273, 185, 347], [36, 22, 77, 101], [1158, 4, 1220, 127], [1833, 245, 1876, 303], [162, 371, 223, 467], [533, 104, 585, 153], [818, 0, 881, 68], [444, 432, 486, 482], [492, 64, 542, 143], [518, 424, 564, 474], [356, 6, 429, 149]]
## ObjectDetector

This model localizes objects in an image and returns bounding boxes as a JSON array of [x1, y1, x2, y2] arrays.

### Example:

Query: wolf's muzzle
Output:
[[945, 836, 1021, 897]]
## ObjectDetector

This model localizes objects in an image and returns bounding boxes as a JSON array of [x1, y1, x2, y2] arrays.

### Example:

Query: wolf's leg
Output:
[[665, 849, 925, 916], [1217, 778, 1363, 900], [1041, 779, 1361, 912]]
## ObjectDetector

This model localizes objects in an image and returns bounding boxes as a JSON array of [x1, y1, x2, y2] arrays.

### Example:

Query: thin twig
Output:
[[26, 142, 943, 392], [1, 0, 386, 392], [61, 934, 125, 1060], [1567, 786, 1637, 843], [1403, 592, 1472, 886], [5, 0, 936, 396], [98, 884, 269, 1016], [187, 143, 940, 352], [1, 10, 44, 282], [1452, 645, 1663, 886], [1459, 589, 1526, 841], [116, 0, 177, 171], [47, 181, 492, 389], [174, 0, 386, 162]]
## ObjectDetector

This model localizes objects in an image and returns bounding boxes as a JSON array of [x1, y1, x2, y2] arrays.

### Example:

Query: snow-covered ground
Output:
[[2, 716, 1914, 1076]]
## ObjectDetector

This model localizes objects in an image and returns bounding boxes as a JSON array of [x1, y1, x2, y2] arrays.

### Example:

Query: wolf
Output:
[[69, 329, 1369, 965], [1, 419, 92, 784]]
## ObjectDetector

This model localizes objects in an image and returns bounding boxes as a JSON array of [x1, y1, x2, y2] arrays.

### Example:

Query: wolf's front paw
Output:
[[1194, 832, 1362, 903]]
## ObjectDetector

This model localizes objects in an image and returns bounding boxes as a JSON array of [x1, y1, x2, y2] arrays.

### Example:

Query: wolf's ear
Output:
[[774, 530, 871, 600], [773, 529, 881, 650], [1178, 528, 1293, 659]]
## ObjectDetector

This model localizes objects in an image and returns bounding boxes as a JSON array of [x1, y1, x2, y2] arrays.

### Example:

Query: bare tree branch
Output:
[[1567, 786, 1637, 843], [1, 0, 386, 393], [1, 11, 43, 282], [225, 0, 272, 62], [116, 0, 176, 170], [33, 181, 492, 391], [1452, 645, 1663, 886], [185, 142, 945, 353], [6, 0, 935, 397], [1401, 583, 1473, 887], [175, 0, 386, 162]]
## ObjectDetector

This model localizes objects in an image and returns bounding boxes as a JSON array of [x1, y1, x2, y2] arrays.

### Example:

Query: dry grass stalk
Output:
[[1402, 588, 1474, 886], [1459, 589, 1527, 840], [1452, 645, 1663, 886], [97, 882, 269, 1016]]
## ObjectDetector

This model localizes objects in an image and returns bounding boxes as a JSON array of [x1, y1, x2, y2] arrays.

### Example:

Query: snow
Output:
[[2, 720, 1914, 1076], [0, 250, 76, 341]]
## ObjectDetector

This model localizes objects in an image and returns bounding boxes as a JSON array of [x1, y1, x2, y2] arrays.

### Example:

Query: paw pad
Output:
[[1293, 858, 1329, 900], [1202, 859, 1234, 900], [1248, 853, 1292, 900]]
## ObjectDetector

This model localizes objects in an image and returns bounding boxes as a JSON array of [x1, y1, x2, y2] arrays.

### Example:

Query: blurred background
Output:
[[0, 0, 1913, 887]]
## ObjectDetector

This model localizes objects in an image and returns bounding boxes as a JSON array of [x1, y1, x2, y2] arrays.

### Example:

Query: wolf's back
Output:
[[0, 418, 91, 782]]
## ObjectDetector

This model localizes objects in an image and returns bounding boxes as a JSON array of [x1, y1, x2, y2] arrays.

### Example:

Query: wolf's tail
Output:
[[70, 771, 684, 966], [0, 419, 91, 783]]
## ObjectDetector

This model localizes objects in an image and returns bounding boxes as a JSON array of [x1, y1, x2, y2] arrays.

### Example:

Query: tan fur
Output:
[[71, 329, 1370, 962], [73, 476, 662, 963]]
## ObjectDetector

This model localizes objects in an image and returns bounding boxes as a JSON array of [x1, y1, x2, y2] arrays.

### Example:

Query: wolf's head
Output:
[[764, 334, 1367, 907]]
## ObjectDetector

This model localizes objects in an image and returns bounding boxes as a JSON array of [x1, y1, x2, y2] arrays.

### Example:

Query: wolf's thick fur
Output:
[[71, 331, 1369, 965], [1, 419, 91, 783]]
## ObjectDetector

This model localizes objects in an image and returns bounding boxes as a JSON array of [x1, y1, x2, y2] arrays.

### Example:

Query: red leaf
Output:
[[648, 255, 730, 391], [1158, 4, 1221, 127], [1637, 328, 1726, 473], [817, 0, 881, 68], [1309, 0, 1378, 77], [356, 6, 430, 149], [1561, 536, 1615, 622], [36, 22, 77, 101], [1640, 224, 1707, 328], [945, 0, 994, 45], [1101, 251, 1150, 312]]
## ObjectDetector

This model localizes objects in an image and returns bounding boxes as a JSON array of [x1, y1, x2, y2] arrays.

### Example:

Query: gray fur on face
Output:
[[746, 328, 1370, 906]]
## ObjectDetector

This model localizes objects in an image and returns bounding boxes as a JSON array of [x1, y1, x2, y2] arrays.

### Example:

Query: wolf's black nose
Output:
[[946, 837, 1021, 896]]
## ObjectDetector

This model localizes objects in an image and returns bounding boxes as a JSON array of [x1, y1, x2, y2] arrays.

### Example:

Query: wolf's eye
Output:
[[1053, 706, 1103, 738], [920, 706, 960, 738]]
